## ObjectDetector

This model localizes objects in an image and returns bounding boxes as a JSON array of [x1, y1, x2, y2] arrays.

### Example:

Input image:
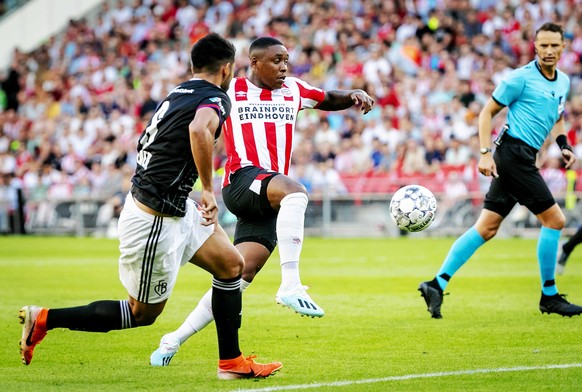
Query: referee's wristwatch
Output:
[[480, 147, 492, 154]]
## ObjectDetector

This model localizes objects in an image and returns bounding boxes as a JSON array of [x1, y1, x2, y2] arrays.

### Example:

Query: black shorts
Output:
[[484, 136, 555, 217], [222, 166, 280, 252]]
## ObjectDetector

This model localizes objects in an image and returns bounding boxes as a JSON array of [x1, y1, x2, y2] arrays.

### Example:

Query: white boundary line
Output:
[[232, 363, 582, 392]]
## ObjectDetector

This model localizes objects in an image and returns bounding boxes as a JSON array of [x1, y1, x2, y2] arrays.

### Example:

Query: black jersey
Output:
[[132, 79, 231, 217]]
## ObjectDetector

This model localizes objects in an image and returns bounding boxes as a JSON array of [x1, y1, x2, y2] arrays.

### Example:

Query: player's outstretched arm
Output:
[[317, 89, 375, 114]]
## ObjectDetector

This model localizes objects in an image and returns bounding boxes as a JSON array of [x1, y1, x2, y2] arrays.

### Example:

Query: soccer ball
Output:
[[389, 185, 437, 232]]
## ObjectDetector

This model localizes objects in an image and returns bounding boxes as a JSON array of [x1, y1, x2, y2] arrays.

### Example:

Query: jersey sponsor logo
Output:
[[237, 103, 295, 122], [169, 87, 195, 95], [209, 97, 226, 116], [280, 88, 292, 96]]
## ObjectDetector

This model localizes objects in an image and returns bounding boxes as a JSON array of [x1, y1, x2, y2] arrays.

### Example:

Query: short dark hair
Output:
[[535, 23, 564, 40], [249, 37, 284, 55], [190, 33, 235, 73]]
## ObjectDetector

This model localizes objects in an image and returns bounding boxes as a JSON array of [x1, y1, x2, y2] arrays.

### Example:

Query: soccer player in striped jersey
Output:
[[19, 33, 281, 379], [418, 23, 582, 319], [150, 36, 374, 366]]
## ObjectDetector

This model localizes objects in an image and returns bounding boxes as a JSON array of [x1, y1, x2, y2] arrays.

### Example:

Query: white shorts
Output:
[[118, 193, 214, 304]]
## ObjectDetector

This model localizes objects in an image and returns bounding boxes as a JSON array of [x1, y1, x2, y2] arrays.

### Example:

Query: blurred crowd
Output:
[[1, 0, 582, 232]]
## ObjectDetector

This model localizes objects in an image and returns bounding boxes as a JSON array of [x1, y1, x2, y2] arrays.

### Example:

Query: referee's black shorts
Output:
[[484, 136, 555, 217], [222, 166, 281, 253]]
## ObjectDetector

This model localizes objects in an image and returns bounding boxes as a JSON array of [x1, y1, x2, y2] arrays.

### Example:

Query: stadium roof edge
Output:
[[0, 0, 103, 71]]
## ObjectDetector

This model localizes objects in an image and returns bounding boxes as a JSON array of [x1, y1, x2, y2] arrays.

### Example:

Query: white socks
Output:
[[164, 279, 251, 345], [277, 192, 308, 292], [280, 262, 300, 292], [240, 278, 250, 292]]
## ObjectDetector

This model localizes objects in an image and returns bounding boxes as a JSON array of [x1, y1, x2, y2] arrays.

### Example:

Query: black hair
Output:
[[190, 33, 235, 73], [535, 22, 564, 41], [249, 37, 284, 55]]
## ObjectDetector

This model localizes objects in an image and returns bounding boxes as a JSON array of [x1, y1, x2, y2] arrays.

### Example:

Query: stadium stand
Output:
[[0, 0, 581, 235]]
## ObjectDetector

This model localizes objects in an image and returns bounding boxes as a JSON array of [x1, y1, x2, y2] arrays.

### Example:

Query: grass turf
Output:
[[1, 236, 582, 391]]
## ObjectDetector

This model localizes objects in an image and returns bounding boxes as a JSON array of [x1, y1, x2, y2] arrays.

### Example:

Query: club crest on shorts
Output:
[[154, 280, 168, 296]]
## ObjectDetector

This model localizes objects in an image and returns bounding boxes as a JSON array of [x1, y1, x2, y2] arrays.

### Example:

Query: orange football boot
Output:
[[19, 306, 48, 365], [217, 354, 282, 380]]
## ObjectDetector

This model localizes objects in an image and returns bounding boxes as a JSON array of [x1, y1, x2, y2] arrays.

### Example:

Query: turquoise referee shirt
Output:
[[492, 59, 570, 150]]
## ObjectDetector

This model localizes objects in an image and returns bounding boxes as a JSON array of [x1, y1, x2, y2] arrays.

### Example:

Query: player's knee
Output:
[[242, 271, 256, 282], [481, 229, 497, 241], [281, 191, 309, 207], [219, 251, 244, 279], [548, 214, 566, 230], [231, 253, 245, 277], [269, 176, 308, 207], [292, 184, 308, 195], [538, 207, 566, 230], [288, 180, 308, 197], [131, 309, 160, 326], [239, 243, 271, 282], [278, 174, 307, 194], [478, 224, 499, 241], [242, 262, 263, 282]]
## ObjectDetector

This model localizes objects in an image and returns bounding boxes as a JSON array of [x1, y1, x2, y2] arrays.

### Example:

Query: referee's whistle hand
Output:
[[478, 157, 498, 178], [562, 150, 576, 169]]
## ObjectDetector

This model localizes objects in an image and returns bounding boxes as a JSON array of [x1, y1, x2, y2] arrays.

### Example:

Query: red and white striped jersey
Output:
[[222, 76, 325, 187]]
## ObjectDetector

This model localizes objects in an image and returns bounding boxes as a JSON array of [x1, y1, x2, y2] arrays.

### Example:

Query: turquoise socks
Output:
[[538, 226, 560, 296], [433, 225, 561, 295], [436, 227, 486, 290]]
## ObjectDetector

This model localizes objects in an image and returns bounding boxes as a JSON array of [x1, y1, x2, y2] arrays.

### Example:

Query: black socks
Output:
[[212, 276, 242, 360], [46, 300, 136, 332]]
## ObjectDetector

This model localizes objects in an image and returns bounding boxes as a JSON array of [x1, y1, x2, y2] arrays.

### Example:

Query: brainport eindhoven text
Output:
[[238, 105, 295, 121]]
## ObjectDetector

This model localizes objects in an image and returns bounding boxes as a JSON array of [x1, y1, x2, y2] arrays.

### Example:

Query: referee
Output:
[[419, 22, 582, 319]]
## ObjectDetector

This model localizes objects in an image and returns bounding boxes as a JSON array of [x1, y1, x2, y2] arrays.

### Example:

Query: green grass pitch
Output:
[[1, 236, 582, 391]]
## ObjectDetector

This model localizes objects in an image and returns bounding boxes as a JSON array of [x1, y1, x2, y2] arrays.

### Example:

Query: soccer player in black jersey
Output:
[[18, 33, 282, 379]]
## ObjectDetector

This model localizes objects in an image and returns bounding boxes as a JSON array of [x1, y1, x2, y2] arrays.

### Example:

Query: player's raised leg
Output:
[[274, 190, 324, 318]]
